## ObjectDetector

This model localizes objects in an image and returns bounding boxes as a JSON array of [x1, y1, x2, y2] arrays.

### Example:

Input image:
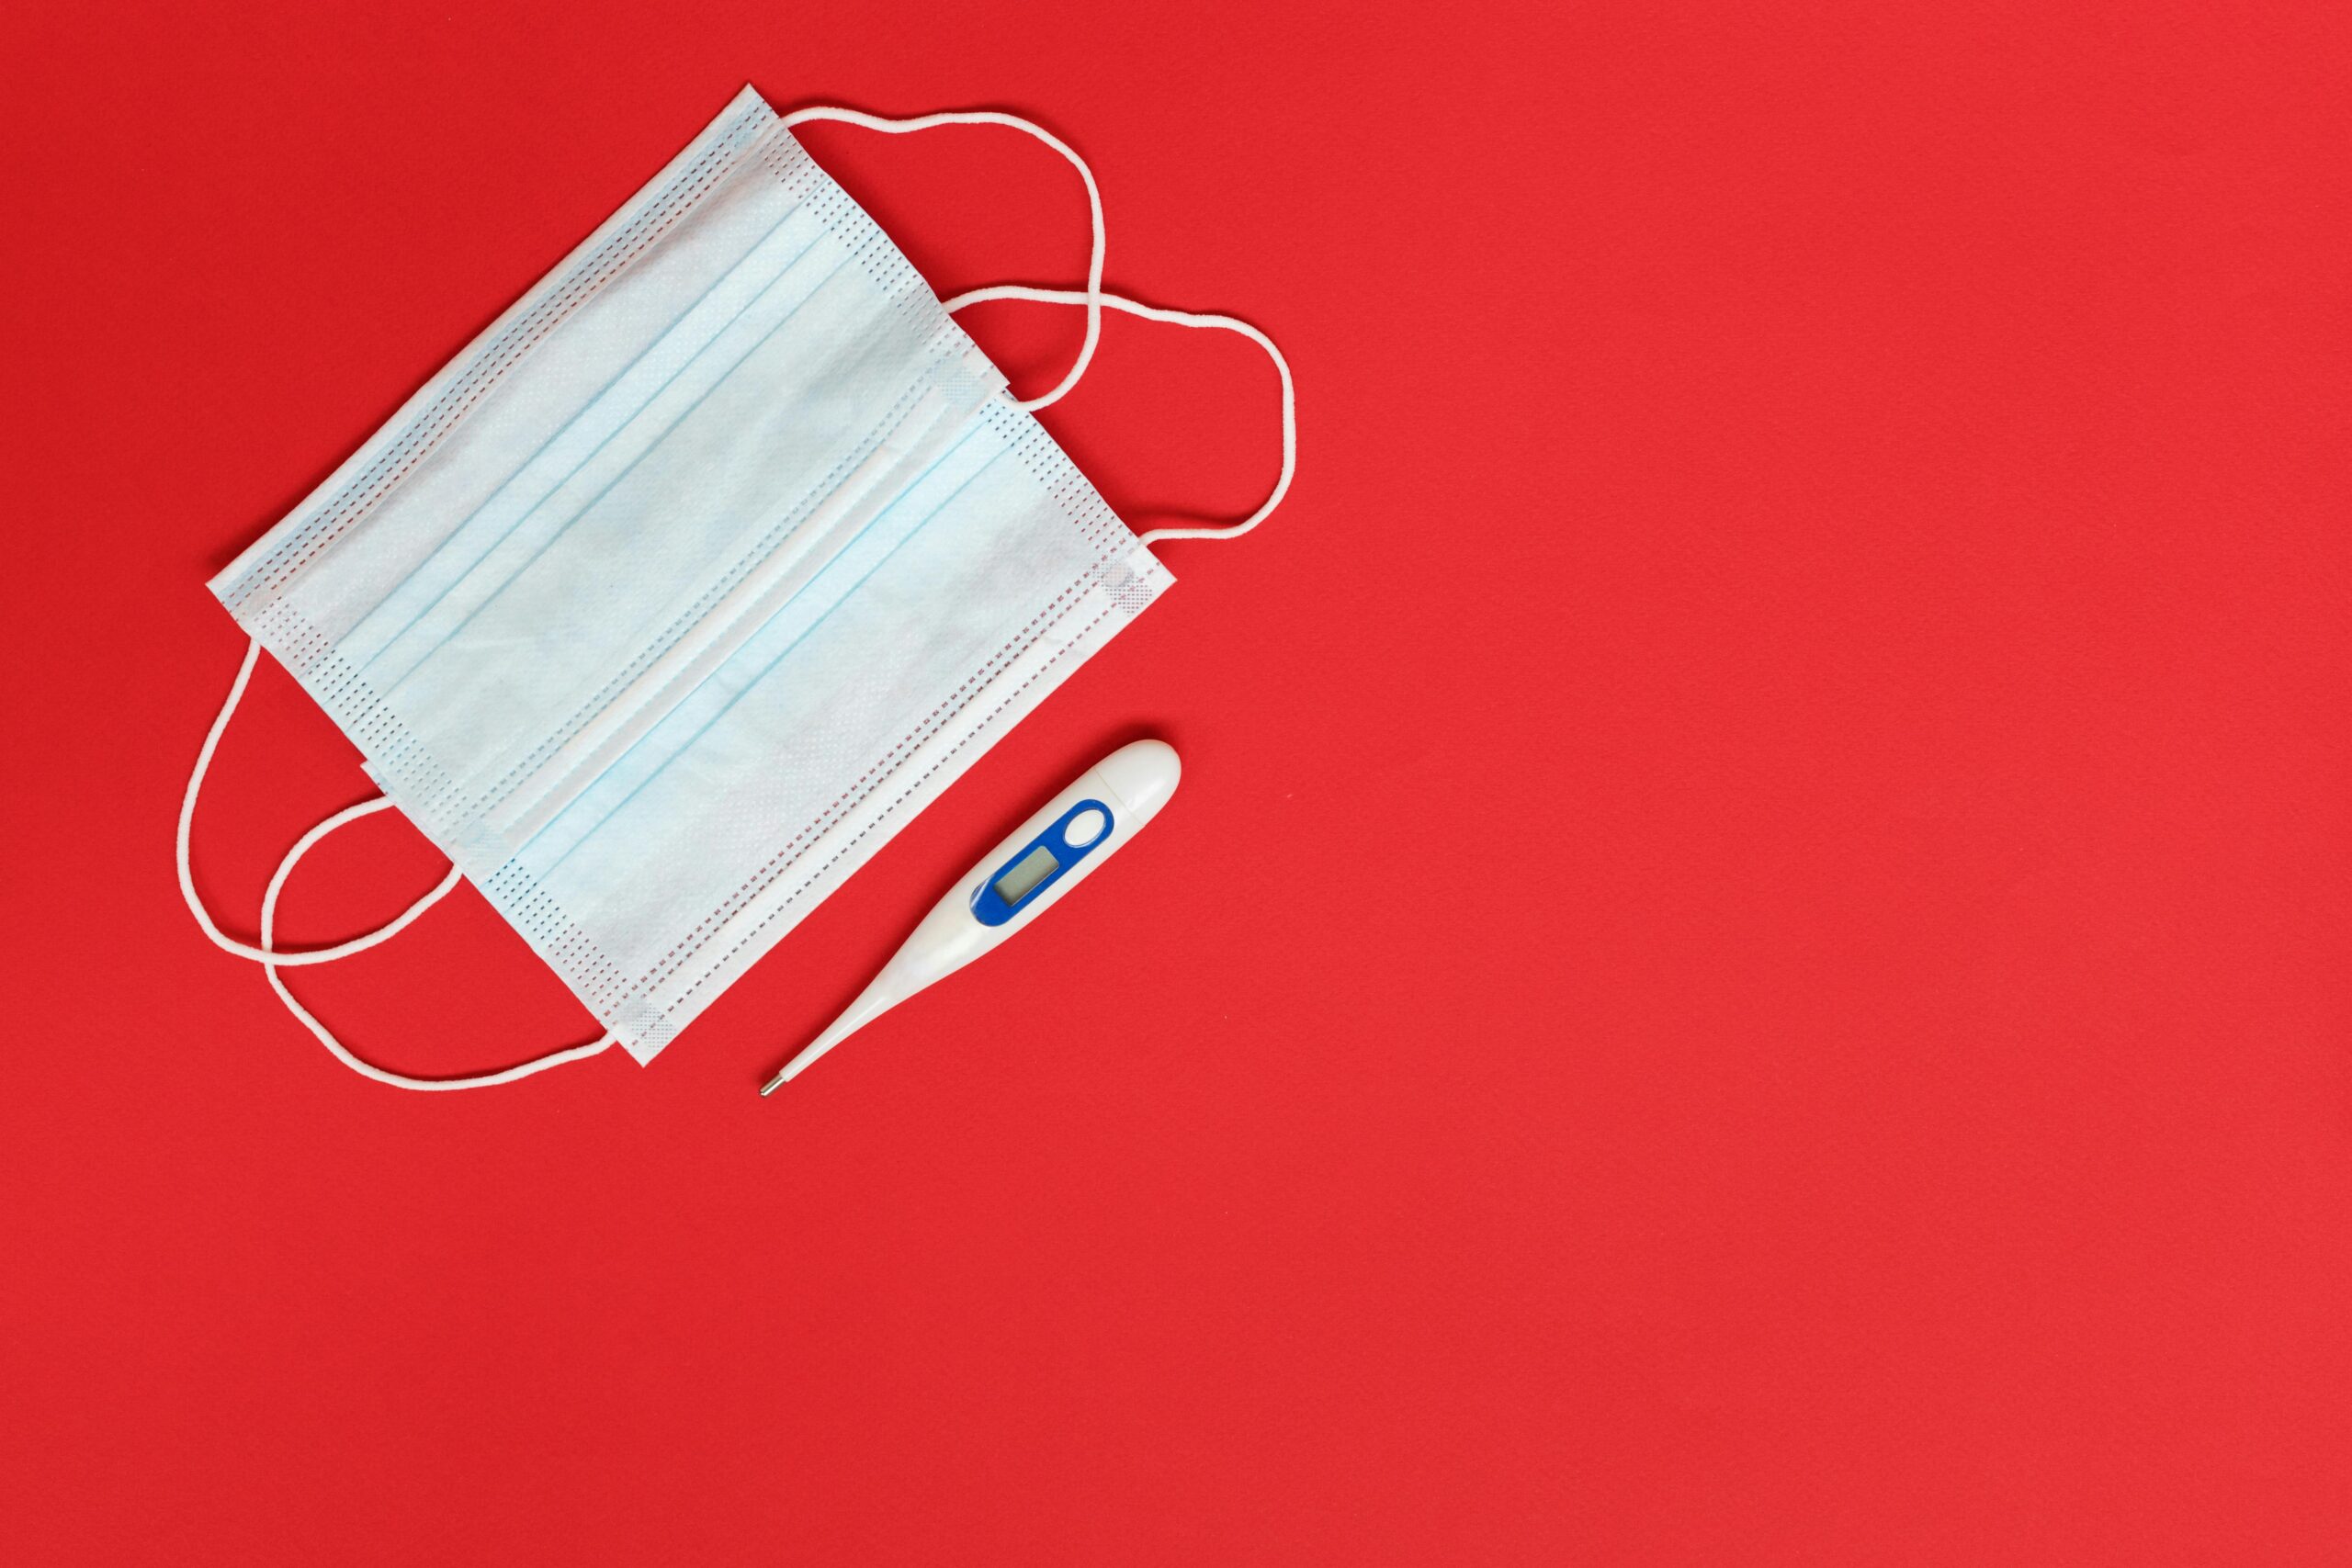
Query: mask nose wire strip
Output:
[[258, 806, 617, 1090], [943, 286, 1295, 545], [177, 636, 463, 966], [777, 105, 1105, 413]]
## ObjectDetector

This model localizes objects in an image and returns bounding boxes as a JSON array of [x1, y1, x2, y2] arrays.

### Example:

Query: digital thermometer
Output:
[[760, 739, 1182, 1093]]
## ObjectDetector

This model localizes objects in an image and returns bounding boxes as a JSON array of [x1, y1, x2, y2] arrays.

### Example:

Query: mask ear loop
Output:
[[180, 637, 615, 1088], [778, 105, 1105, 412], [944, 286, 1295, 544], [177, 637, 460, 965], [780, 106, 1295, 536], [258, 806, 616, 1090]]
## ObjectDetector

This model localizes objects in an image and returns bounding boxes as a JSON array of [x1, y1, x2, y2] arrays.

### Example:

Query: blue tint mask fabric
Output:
[[175, 88, 1294, 1088]]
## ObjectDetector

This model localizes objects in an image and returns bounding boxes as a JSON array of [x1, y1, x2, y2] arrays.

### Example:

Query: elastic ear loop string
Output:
[[778, 106, 1105, 412], [259, 806, 616, 1091], [943, 286, 1295, 544], [181, 637, 614, 1088], [178, 636, 460, 965], [781, 108, 1291, 536]]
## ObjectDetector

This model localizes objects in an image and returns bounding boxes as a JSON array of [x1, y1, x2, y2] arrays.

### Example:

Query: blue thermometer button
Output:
[[970, 798, 1115, 927]]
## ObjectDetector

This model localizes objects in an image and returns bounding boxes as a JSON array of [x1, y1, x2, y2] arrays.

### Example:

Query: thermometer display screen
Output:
[[991, 844, 1061, 907]]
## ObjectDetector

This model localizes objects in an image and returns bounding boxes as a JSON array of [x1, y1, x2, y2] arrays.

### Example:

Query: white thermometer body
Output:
[[762, 739, 1182, 1092]]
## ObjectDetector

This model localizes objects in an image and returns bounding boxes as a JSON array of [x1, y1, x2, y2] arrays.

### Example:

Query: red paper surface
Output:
[[3, 3, 2347, 1562]]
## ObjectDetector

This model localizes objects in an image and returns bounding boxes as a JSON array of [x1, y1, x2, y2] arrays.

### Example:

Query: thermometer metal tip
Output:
[[757, 739, 1182, 1095], [760, 1002, 873, 1092]]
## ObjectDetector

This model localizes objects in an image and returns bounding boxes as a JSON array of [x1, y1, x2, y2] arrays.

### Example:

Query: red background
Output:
[[4, 2, 2348, 1562]]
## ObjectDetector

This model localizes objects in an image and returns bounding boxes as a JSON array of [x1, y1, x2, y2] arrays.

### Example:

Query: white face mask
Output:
[[175, 87, 1294, 1089]]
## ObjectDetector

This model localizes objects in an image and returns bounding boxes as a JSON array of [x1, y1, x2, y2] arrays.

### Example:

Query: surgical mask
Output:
[[174, 88, 1294, 1089]]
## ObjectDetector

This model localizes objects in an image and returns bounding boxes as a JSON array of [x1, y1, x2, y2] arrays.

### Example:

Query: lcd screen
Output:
[[991, 843, 1060, 906]]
